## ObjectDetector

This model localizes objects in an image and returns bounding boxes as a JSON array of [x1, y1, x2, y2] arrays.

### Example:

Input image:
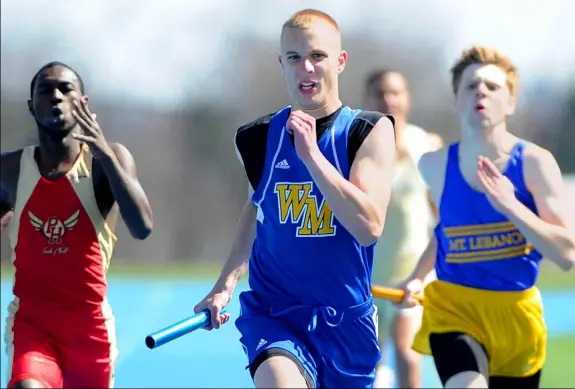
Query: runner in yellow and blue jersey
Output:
[[398, 46, 575, 389]]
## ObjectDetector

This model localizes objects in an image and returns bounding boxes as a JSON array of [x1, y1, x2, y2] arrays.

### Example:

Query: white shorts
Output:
[[397, 303, 423, 317], [396, 270, 435, 316], [376, 270, 434, 322]]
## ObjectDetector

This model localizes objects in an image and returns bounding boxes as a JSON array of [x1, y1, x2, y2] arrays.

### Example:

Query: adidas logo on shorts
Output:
[[256, 338, 267, 350]]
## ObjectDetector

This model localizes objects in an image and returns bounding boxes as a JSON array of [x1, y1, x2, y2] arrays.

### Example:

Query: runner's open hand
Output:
[[476, 155, 518, 214], [72, 99, 114, 159]]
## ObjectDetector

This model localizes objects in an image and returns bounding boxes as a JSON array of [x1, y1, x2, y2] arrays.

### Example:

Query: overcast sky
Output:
[[1, 0, 573, 109]]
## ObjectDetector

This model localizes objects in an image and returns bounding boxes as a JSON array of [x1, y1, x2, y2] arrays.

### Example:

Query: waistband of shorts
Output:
[[429, 280, 541, 303], [305, 298, 373, 332], [10, 299, 115, 322], [267, 296, 374, 322], [339, 297, 374, 320]]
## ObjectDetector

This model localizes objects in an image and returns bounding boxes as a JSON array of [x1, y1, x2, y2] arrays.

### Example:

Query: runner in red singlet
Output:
[[0, 62, 153, 388]]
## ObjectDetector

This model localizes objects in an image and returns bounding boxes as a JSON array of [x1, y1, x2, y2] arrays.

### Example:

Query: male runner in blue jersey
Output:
[[193, 8, 396, 389], [398, 46, 575, 389]]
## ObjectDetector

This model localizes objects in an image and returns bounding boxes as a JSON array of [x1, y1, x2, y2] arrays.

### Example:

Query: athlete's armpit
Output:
[[349, 115, 396, 236], [525, 147, 574, 231], [234, 113, 273, 191], [100, 142, 154, 240], [234, 141, 255, 198], [417, 147, 449, 207], [523, 146, 575, 262]]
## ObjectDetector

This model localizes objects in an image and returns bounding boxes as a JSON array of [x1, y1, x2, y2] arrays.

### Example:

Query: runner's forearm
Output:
[[215, 200, 256, 292]]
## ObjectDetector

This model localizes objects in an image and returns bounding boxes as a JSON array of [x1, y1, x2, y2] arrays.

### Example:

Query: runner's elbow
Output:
[[356, 219, 384, 247], [561, 248, 575, 272], [130, 220, 153, 240]]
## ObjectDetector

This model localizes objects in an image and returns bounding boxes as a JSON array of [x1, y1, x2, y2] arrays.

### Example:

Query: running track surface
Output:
[[1, 279, 574, 388]]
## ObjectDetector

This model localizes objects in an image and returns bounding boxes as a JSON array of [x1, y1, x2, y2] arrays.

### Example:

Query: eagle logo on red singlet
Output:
[[28, 210, 80, 245]]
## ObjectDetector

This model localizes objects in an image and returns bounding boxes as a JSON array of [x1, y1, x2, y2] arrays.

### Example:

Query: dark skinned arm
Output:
[[1, 152, 16, 227], [0, 185, 13, 229], [0, 183, 12, 217], [0, 210, 14, 230], [98, 142, 153, 240]]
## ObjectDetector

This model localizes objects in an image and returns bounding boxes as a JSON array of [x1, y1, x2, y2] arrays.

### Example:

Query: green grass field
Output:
[[541, 335, 575, 388], [542, 335, 575, 388]]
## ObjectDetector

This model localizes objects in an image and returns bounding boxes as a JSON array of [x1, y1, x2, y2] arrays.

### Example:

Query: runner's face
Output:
[[280, 20, 346, 110], [455, 63, 515, 129]]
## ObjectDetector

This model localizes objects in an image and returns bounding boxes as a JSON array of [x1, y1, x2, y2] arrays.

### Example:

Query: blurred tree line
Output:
[[1, 32, 573, 264]]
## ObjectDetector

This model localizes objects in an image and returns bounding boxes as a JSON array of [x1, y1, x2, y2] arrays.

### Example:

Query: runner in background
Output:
[[363, 69, 443, 388]]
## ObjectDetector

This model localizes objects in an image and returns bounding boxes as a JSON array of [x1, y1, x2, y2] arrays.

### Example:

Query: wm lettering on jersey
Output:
[[444, 221, 533, 263], [274, 182, 336, 237]]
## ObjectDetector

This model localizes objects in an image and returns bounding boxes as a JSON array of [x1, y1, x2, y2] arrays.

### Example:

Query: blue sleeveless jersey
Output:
[[434, 142, 543, 291], [249, 106, 374, 307]]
